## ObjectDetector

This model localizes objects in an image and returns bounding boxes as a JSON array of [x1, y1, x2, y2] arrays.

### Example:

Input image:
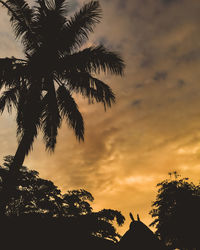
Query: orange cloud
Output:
[[0, 0, 200, 234]]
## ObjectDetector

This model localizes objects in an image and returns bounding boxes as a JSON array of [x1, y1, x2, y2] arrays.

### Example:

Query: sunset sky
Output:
[[0, 0, 200, 234]]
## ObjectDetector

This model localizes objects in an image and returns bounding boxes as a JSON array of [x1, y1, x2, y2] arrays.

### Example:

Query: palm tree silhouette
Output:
[[0, 0, 124, 174]]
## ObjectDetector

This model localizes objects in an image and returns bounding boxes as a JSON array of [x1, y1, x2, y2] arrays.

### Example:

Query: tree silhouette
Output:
[[150, 172, 200, 249], [0, 0, 124, 174], [0, 156, 125, 242], [0, 155, 63, 216]]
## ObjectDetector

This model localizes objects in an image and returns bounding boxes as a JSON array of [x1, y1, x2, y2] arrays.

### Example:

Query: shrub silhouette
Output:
[[150, 172, 200, 249], [0, 155, 125, 244]]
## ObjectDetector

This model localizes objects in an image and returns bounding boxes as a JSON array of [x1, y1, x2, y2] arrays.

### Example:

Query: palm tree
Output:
[[0, 0, 125, 174]]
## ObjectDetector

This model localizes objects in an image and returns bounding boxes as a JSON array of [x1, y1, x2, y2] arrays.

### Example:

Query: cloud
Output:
[[177, 79, 186, 88], [132, 99, 142, 107], [0, 0, 200, 234], [135, 83, 144, 89], [177, 49, 200, 63], [161, 0, 182, 5], [153, 71, 168, 81]]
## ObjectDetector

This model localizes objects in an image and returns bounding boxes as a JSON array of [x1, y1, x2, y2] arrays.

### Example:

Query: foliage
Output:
[[0, 156, 125, 242], [0, 0, 125, 161], [149, 172, 200, 249]]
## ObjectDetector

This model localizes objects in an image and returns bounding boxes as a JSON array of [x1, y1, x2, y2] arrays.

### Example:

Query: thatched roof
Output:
[[117, 213, 167, 250]]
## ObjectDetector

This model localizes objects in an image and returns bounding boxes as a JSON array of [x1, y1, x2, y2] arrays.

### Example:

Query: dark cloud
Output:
[[162, 0, 182, 5], [132, 99, 142, 107], [153, 71, 168, 81], [178, 49, 200, 63], [135, 83, 144, 89], [98, 36, 108, 45], [177, 79, 186, 88], [117, 0, 127, 10], [140, 57, 154, 68]]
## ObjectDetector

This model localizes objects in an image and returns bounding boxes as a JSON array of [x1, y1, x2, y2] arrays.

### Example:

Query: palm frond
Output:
[[0, 1, 21, 21], [0, 58, 15, 89], [54, 0, 68, 15], [40, 0, 68, 15], [0, 87, 18, 114], [89, 76, 115, 109], [57, 85, 84, 141], [0, 0, 124, 162], [0, 0, 37, 51], [36, 0, 49, 14], [32, 1, 67, 54], [0, 57, 28, 90], [58, 45, 125, 76], [35, 0, 67, 16], [61, 72, 115, 110], [59, 1, 102, 52], [41, 81, 61, 151]]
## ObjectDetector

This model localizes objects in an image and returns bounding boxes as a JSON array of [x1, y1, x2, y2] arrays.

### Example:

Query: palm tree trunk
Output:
[[12, 135, 28, 173], [10, 131, 33, 187]]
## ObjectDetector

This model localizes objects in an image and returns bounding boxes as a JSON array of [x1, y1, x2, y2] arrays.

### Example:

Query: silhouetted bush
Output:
[[0, 215, 116, 250], [150, 172, 200, 249], [0, 156, 125, 243]]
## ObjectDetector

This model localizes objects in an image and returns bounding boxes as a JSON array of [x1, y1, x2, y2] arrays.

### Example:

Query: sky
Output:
[[0, 0, 200, 234]]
